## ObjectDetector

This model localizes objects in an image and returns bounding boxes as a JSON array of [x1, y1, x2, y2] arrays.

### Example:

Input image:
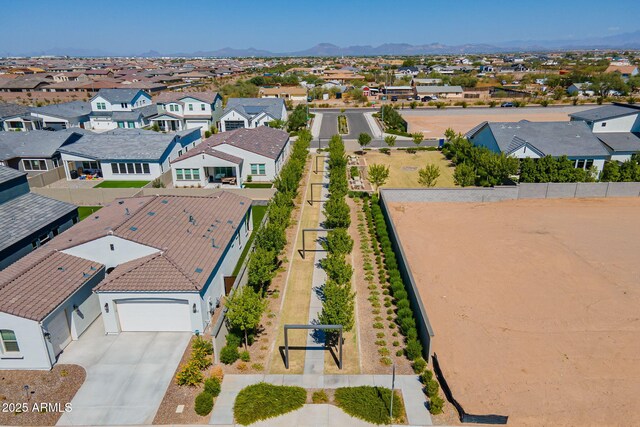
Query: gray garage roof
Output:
[[416, 85, 463, 94], [596, 132, 640, 153], [569, 104, 640, 122], [0, 192, 77, 254], [59, 128, 198, 162], [31, 101, 91, 120], [472, 121, 610, 158], [0, 165, 26, 185], [0, 130, 83, 161], [224, 98, 285, 121]]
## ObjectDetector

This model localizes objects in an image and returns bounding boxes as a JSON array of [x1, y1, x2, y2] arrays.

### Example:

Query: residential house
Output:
[[0, 75, 51, 92], [567, 83, 595, 97], [0, 130, 83, 174], [382, 86, 414, 100], [219, 98, 287, 132], [570, 103, 640, 161], [170, 126, 290, 187], [151, 92, 222, 133], [0, 165, 77, 271], [30, 101, 91, 130], [59, 128, 201, 181], [466, 120, 610, 174], [88, 88, 156, 131], [258, 86, 307, 101], [415, 85, 464, 99], [411, 78, 443, 86], [605, 64, 639, 80], [0, 192, 252, 369], [0, 103, 42, 132]]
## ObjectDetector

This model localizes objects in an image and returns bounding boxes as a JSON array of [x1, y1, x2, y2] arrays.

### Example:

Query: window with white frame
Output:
[[23, 159, 47, 171], [575, 159, 594, 170], [0, 329, 20, 353], [81, 161, 99, 171], [250, 163, 266, 175], [201, 104, 206, 111], [96, 102, 106, 110], [175, 168, 200, 181], [120, 103, 128, 108], [189, 104, 194, 111], [111, 162, 150, 174]]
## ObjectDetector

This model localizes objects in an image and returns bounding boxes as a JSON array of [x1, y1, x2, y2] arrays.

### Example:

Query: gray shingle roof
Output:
[[31, 101, 91, 119], [0, 165, 26, 185], [173, 126, 289, 163], [569, 104, 640, 122], [154, 91, 220, 105], [224, 98, 285, 121], [0, 130, 82, 161], [596, 132, 640, 153], [0, 192, 77, 253], [0, 102, 30, 119], [474, 121, 610, 158], [93, 88, 145, 104], [58, 128, 198, 161]]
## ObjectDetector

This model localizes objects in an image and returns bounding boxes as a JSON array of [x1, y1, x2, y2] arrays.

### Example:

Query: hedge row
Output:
[[365, 195, 423, 361]]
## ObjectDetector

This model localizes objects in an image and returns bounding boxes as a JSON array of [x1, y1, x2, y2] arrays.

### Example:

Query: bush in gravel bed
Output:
[[334, 386, 404, 425], [176, 360, 204, 386], [406, 339, 423, 360], [312, 389, 329, 403], [234, 383, 306, 425], [195, 391, 214, 416], [413, 358, 427, 374], [220, 345, 240, 365], [204, 377, 222, 397]]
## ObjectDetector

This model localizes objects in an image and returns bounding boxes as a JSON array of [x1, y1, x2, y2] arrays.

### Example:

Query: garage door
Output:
[[186, 120, 209, 130], [45, 122, 67, 130], [116, 299, 191, 332], [47, 309, 72, 356], [224, 120, 245, 131]]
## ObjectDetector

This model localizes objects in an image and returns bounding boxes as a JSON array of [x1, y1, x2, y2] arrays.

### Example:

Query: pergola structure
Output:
[[308, 183, 328, 205], [299, 228, 332, 259], [284, 324, 343, 369], [314, 154, 329, 174]]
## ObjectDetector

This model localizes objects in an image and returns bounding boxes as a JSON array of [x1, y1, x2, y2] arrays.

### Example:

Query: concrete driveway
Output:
[[56, 317, 190, 426]]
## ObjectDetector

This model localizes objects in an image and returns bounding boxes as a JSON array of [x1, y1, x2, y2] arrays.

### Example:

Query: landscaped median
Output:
[[232, 383, 405, 425]]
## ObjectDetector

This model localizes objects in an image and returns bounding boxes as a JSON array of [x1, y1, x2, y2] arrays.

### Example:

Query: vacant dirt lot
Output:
[[387, 197, 640, 426], [402, 106, 592, 137]]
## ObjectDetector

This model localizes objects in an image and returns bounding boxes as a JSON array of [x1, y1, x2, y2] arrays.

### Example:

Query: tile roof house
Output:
[[150, 91, 223, 134], [0, 193, 251, 369], [0, 129, 83, 174], [170, 126, 290, 188], [58, 128, 201, 181], [88, 88, 155, 132], [570, 103, 640, 162], [466, 120, 610, 174], [219, 98, 288, 132]]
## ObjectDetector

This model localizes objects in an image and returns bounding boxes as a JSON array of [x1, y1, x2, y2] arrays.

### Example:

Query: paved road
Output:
[[318, 111, 373, 140]]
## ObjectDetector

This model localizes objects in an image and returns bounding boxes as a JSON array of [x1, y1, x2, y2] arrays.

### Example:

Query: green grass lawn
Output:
[[78, 206, 102, 221], [232, 205, 268, 276], [243, 182, 273, 189], [94, 180, 149, 188]]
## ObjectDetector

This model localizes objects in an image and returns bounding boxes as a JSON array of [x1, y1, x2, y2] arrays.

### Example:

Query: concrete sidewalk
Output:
[[311, 113, 323, 140], [210, 374, 432, 426]]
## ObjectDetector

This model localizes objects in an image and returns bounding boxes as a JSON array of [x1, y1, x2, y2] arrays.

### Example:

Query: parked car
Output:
[[501, 102, 514, 107], [391, 96, 398, 102]]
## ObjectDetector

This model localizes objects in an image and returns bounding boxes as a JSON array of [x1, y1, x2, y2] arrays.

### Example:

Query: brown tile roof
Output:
[[0, 251, 103, 321], [605, 65, 638, 74], [172, 126, 289, 163]]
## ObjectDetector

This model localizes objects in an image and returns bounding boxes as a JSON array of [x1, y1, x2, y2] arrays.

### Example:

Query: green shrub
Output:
[[373, 322, 384, 329], [334, 386, 404, 424], [239, 350, 251, 362], [220, 345, 240, 365], [312, 389, 329, 403], [429, 394, 445, 415], [175, 360, 204, 386], [195, 391, 214, 416], [421, 370, 433, 384], [406, 339, 423, 360], [193, 336, 214, 355], [427, 379, 440, 398], [226, 331, 242, 348], [413, 357, 427, 373], [233, 383, 306, 425], [204, 377, 222, 397]]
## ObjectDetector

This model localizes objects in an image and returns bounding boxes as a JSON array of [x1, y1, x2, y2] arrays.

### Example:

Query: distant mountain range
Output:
[[10, 30, 640, 58]]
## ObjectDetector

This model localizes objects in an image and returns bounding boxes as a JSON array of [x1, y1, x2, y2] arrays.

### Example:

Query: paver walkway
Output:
[[209, 374, 432, 426], [304, 157, 330, 374]]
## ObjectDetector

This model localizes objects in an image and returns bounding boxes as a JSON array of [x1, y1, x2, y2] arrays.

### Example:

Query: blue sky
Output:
[[1, 0, 639, 55]]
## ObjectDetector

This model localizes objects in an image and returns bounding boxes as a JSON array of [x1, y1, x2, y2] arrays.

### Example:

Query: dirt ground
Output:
[[0, 364, 85, 426], [387, 197, 640, 426], [358, 151, 456, 188], [403, 109, 584, 137]]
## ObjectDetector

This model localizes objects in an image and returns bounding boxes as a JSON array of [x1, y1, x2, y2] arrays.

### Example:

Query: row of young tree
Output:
[[319, 135, 356, 341], [223, 131, 311, 352], [601, 154, 640, 182]]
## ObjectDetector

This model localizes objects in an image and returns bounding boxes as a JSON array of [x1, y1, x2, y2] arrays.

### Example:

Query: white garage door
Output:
[[47, 309, 72, 356], [116, 299, 191, 332], [186, 120, 209, 130]]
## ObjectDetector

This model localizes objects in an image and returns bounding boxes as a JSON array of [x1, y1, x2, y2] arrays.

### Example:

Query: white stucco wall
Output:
[[62, 235, 160, 269], [0, 313, 51, 370], [591, 114, 638, 133], [210, 144, 278, 182]]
